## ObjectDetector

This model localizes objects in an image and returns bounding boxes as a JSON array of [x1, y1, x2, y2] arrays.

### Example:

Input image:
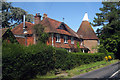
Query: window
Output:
[[71, 37, 74, 44], [56, 34, 61, 42], [80, 39, 82, 45], [57, 23, 68, 31], [64, 36, 68, 43]]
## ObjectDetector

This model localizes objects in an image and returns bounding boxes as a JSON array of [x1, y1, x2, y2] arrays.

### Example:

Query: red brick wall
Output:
[[46, 34, 81, 49], [16, 37, 25, 45], [16, 36, 34, 46], [27, 36, 34, 46]]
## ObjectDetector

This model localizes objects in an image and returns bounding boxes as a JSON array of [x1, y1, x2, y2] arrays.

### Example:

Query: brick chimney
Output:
[[34, 13, 41, 24], [43, 13, 47, 19]]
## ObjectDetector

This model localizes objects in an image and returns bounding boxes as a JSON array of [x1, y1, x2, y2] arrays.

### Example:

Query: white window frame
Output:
[[71, 37, 74, 44], [56, 34, 61, 42], [64, 36, 68, 44], [80, 39, 83, 45]]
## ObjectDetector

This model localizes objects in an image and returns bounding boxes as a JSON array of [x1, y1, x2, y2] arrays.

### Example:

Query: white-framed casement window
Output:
[[56, 34, 61, 42], [80, 39, 83, 45], [64, 36, 68, 43], [71, 37, 74, 44]]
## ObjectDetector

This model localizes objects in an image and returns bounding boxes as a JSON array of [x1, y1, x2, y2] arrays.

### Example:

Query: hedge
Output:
[[55, 52, 105, 70], [2, 42, 55, 80], [2, 42, 115, 80], [55, 51, 115, 70]]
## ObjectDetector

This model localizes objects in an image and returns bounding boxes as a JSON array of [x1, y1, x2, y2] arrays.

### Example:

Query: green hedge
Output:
[[2, 42, 115, 80], [55, 51, 115, 70], [2, 42, 55, 80]]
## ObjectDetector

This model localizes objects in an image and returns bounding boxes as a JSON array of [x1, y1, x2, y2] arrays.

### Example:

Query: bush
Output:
[[54, 48, 68, 70], [2, 42, 55, 80], [54, 52, 113, 70], [107, 52, 115, 59], [2, 42, 115, 80]]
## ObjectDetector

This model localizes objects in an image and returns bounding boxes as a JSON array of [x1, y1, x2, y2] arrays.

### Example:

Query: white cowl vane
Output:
[[82, 12, 89, 21]]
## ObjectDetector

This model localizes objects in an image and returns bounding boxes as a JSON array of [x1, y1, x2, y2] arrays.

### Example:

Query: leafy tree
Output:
[[26, 14, 33, 23], [2, 2, 34, 28], [10, 7, 27, 24], [92, 2, 120, 58], [76, 42, 82, 52], [2, 2, 12, 27], [33, 24, 49, 43]]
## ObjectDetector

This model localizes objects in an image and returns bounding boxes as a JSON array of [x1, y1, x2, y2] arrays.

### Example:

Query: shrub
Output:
[[2, 41, 115, 80], [107, 52, 115, 59], [54, 48, 68, 70], [2, 42, 55, 80], [54, 52, 108, 70], [2, 42, 27, 80]]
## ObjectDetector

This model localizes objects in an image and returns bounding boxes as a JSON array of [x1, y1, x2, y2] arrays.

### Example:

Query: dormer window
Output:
[[64, 36, 68, 44], [57, 23, 68, 31], [56, 34, 61, 42], [71, 37, 74, 44]]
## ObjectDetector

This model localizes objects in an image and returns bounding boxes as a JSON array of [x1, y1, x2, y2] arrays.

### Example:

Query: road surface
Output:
[[71, 61, 120, 79]]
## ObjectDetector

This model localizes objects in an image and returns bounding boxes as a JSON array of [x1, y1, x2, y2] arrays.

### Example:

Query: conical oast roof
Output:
[[77, 13, 98, 40]]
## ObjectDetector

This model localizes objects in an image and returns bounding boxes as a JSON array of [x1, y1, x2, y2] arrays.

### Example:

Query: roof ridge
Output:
[[45, 18, 57, 32], [47, 17, 62, 23]]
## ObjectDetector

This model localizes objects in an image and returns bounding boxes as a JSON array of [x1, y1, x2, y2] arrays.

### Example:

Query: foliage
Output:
[[92, 2, 120, 59], [54, 48, 68, 70], [2, 41, 115, 80], [2, 29, 18, 43], [2, 2, 34, 28], [76, 42, 82, 52], [55, 50, 114, 70], [33, 24, 49, 43], [2, 42, 55, 80]]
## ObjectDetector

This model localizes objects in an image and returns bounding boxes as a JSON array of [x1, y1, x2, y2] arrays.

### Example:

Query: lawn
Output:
[[32, 59, 119, 79]]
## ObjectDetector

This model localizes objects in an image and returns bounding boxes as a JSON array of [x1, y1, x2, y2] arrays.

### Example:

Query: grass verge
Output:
[[32, 59, 119, 79]]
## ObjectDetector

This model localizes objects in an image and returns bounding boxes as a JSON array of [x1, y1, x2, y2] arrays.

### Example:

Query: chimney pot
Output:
[[36, 13, 37, 16], [37, 13, 40, 17], [43, 13, 47, 19], [34, 13, 41, 24]]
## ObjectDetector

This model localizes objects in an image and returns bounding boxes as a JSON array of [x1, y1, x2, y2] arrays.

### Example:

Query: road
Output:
[[71, 61, 120, 79]]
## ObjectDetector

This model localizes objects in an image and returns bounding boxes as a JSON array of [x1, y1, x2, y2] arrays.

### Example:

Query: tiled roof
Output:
[[11, 17, 80, 38], [12, 22, 34, 35], [41, 17, 79, 38], [0, 28, 9, 35], [0, 28, 9, 38], [77, 21, 98, 40]]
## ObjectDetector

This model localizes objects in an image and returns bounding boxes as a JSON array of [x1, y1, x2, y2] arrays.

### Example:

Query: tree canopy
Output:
[[33, 24, 49, 44], [2, 2, 34, 28], [92, 2, 120, 58]]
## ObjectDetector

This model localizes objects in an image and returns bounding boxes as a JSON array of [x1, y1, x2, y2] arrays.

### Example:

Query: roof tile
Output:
[[77, 21, 98, 40], [12, 22, 34, 35]]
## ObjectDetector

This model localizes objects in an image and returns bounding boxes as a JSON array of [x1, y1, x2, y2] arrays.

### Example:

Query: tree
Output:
[[2, 2, 34, 28], [10, 7, 27, 24], [92, 2, 120, 58], [33, 24, 49, 44], [2, 2, 12, 27]]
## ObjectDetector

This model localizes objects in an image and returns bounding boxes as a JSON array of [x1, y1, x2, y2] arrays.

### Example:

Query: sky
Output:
[[11, 2, 103, 32]]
